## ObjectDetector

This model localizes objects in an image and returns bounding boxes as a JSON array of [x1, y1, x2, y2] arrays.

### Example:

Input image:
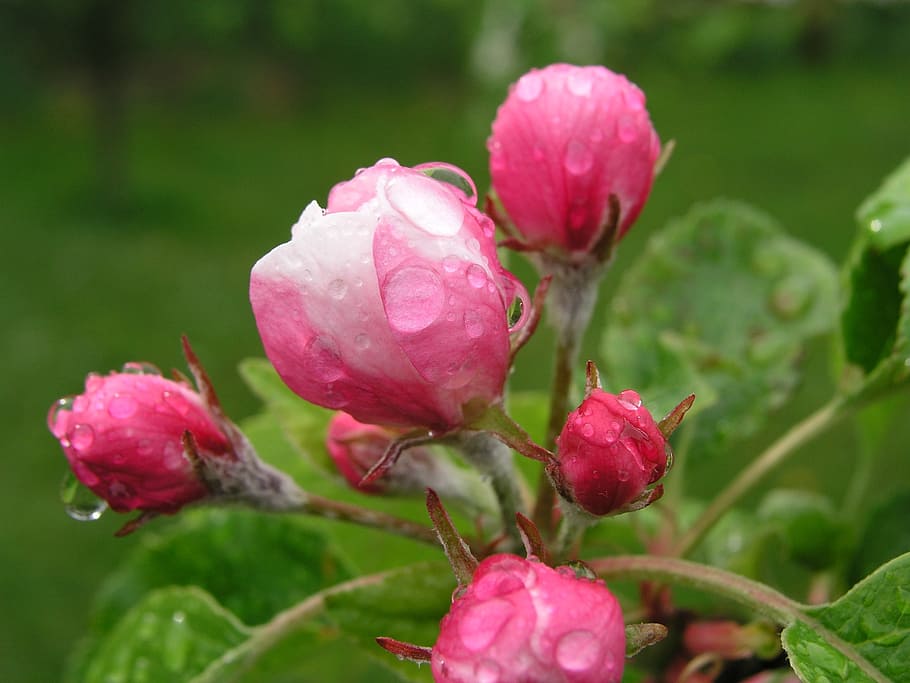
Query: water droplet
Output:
[[475, 659, 501, 683], [108, 480, 134, 500], [617, 390, 642, 410], [354, 333, 370, 350], [304, 335, 345, 381], [49, 397, 75, 437], [457, 598, 512, 651], [387, 174, 464, 236], [302, 268, 314, 282], [466, 237, 481, 252], [417, 163, 478, 203], [515, 72, 544, 102], [464, 310, 485, 339], [328, 278, 348, 300], [582, 423, 594, 438], [71, 424, 95, 451], [352, 276, 364, 288], [617, 115, 638, 143], [172, 611, 186, 624], [443, 255, 461, 273], [564, 139, 594, 175], [507, 296, 524, 328], [108, 394, 138, 419], [85, 374, 104, 392], [446, 311, 457, 322], [60, 471, 107, 521], [466, 264, 487, 288], [384, 266, 445, 333], [163, 390, 192, 416], [556, 630, 600, 672], [605, 430, 617, 443], [567, 71, 593, 97], [121, 362, 161, 376]]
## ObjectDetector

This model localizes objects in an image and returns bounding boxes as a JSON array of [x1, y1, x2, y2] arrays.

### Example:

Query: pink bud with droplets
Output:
[[489, 64, 661, 260], [554, 389, 668, 516], [47, 370, 231, 514], [250, 159, 530, 431], [431, 554, 625, 683]]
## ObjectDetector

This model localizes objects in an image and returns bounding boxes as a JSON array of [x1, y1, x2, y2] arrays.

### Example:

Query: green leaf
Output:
[[858, 156, 910, 252], [84, 587, 250, 683], [92, 509, 354, 630], [602, 199, 838, 460], [849, 490, 910, 583], [840, 156, 910, 402], [323, 562, 454, 682], [239, 357, 336, 476], [782, 552, 910, 683], [757, 489, 846, 572]]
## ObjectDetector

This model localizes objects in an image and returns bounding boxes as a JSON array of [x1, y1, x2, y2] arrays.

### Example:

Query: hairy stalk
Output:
[[672, 398, 847, 558], [588, 555, 798, 625], [456, 431, 527, 549], [532, 263, 601, 535]]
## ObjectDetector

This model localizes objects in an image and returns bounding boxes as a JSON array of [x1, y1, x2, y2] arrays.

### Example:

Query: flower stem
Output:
[[296, 493, 440, 547], [672, 398, 847, 558], [588, 555, 799, 625], [532, 263, 601, 535], [456, 431, 527, 549]]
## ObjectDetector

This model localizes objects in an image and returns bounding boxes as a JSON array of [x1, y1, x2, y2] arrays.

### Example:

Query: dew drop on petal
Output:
[[567, 71, 593, 97], [48, 397, 75, 437], [617, 390, 642, 410], [475, 660, 501, 683], [71, 424, 95, 451], [60, 471, 107, 521], [515, 72, 544, 102], [582, 423, 594, 438], [555, 630, 601, 672], [457, 599, 513, 651], [384, 266, 445, 333], [466, 264, 487, 289], [443, 255, 460, 273], [564, 139, 594, 175], [617, 115, 638, 143], [121, 362, 162, 376], [387, 174, 464, 236], [354, 333, 370, 350], [328, 278, 348, 300], [464, 310, 484, 339], [108, 394, 138, 419]]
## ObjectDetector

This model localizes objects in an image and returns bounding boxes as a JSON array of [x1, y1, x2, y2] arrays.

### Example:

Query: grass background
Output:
[[2, 3, 910, 680]]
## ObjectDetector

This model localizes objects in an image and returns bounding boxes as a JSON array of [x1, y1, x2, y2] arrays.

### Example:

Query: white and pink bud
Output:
[[432, 554, 625, 682], [250, 159, 529, 432], [554, 389, 668, 516], [48, 368, 231, 514], [489, 63, 661, 260]]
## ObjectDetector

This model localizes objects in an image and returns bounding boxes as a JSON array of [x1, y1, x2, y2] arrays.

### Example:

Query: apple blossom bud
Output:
[[48, 369, 231, 514], [489, 63, 660, 260], [554, 389, 668, 516], [250, 159, 529, 432], [432, 554, 625, 682]]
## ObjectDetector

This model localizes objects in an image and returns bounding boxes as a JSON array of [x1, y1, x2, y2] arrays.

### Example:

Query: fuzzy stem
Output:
[[456, 431, 527, 549], [532, 262, 602, 535], [292, 493, 440, 547], [588, 555, 799, 625], [672, 398, 847, 558]]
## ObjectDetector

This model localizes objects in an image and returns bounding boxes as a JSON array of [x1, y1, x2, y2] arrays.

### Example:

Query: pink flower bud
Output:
[[432, 554, 625, 683], [250, 159, 529, 431], [47, 370, 231, 513], [555, 389, 667, 516], [489, 64, 660, 258]]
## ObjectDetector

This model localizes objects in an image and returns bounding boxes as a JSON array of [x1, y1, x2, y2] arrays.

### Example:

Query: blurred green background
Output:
[[2, 0, 910, 680]]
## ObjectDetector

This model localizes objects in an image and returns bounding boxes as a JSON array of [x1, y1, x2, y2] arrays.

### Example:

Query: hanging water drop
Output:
[[121, 362, 162, 376], [60, 471, 107, 521]]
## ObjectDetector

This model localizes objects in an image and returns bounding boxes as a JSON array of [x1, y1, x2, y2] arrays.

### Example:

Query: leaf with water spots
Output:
[[840, 156, 910, 403], [782, 551, 910, 683], [83, 587, 250, 683], [601, 199, 838, 461]]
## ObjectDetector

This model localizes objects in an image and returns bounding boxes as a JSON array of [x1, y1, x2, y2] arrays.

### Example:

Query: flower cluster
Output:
[[48, 61, 682, 682]]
